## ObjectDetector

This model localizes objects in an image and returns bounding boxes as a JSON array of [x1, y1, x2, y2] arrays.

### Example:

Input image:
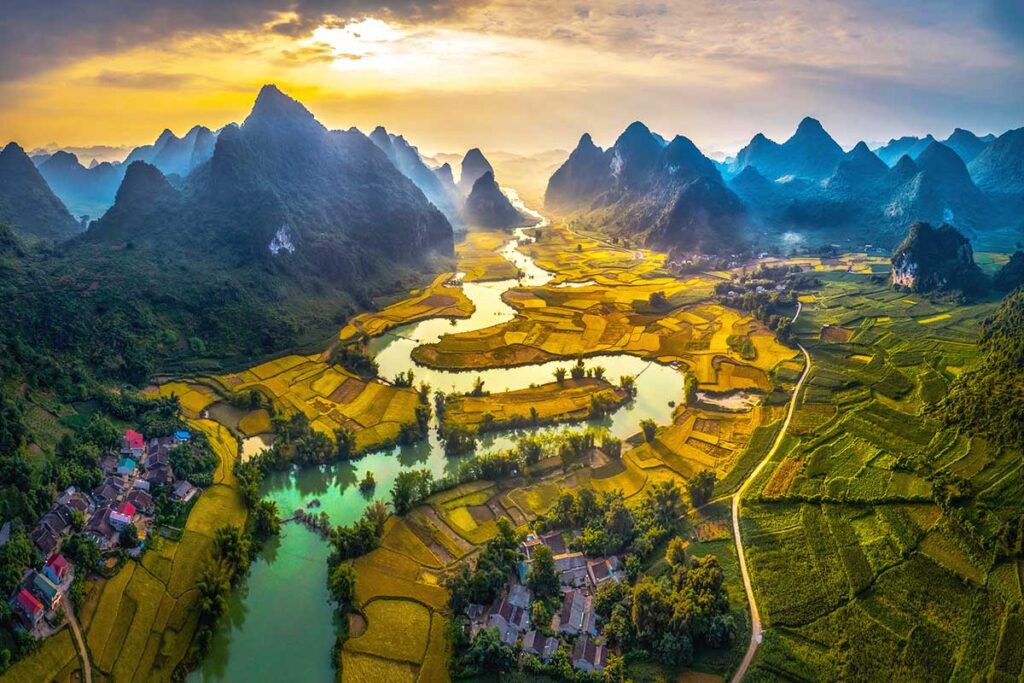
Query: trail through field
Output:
[[730, 302, 808, 683], [64, 596, 92, 683]]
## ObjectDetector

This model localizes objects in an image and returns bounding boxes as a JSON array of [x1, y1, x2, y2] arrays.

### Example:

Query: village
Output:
[[462, 527, 625, 674], [4, 428, 201, 636]]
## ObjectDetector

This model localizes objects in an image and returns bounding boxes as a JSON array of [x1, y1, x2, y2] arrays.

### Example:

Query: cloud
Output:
[[88, 70, 222, 90], [0, 0, 482, 82]]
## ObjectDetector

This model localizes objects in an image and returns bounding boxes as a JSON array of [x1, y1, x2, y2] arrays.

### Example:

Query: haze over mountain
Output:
[[84, 84, 454, 282], [370, 126, 464, 226], [458, 148, 495, 195], [0, 142, 80, 239], [546, 122, 745, 252], [461, 171, 534, 229], [729, 117, 845, 181], [36, 151, 124, 219]]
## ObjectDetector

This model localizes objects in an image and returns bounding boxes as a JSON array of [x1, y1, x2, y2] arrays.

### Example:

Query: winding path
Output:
[[64, 596, 92, 683], [730, 302, 810, 683]]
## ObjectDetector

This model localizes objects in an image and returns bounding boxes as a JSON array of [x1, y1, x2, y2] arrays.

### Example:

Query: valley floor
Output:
[[12, 220, 1021, 683]]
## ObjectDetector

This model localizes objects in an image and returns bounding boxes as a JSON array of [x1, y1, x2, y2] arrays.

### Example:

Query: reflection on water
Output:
[[191, 201, 688, 682]]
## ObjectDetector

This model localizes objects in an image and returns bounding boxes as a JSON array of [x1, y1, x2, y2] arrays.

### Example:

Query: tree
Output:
[[213, 526, 251, 577], [517, 434, 544, 465], [527, 544, 560, 600], [358, 470, 376, 493], [470, 376, 487, 396], [391, 469, 433, 515], [619, 375, 636, 396], [196, 560, 232, 623], [70, 509, 85, 532], [631, 577, 672, 642], [682, 367, 699, 406], [688, 469, 716, 507], [461, 626, 515, 675], [554, 367, 567, 384], [252, 499, 280, 540], [334, 427, 356, 459], [640, 418, 658, 442], [649, 291, 667, 308], [119, 523, 140, 549], [570, 358, 586, 379], [642, 480, 688, 531], [328, 562, 357, 610]]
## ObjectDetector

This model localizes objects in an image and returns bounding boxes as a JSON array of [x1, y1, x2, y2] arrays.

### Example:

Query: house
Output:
[[487, 597, 514, 632], [520, 533, 543, 560], [12, 589, 44, 628], [56, 488, 92, 515], [173, 430, 191, 444], [127, 489, 155, 516], [587, 557, 622, 587], [117, 457, 137, 476], [508, 583, 533, 610], [110, 501, 136, 529], [463, 603, 485, 621], [571, 636, 607, 673], [132, 479, 151, 492], [39, 509, 71, 537], [99, 454, 119, 473], [509, 605, 531, 632], [521, 630, 558, 661], [32, 570, 61, 610], [0, 520, 10, 546], [93, 477, 125, 505], [31, 525, 59, 557], [44, 554, 69, 584], [85, 507, 116, 549], [146, 448, 170, 469], [553, 552, 589, 587], [172, 480, 197, 503], [122, 429, 145, 459], [540, 530, 567, 555], [145, 464, 174, 487], [557, 589, 587, 635]]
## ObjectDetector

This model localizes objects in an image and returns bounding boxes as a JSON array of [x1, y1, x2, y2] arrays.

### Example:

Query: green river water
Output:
[[190, 198, 688, 681]]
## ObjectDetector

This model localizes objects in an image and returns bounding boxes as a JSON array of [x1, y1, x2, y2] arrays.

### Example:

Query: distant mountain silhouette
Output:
[[942, 129, 991, 164], [462, 171, 535, 228], [0, 142, 80, 239], [88, 84, 453, 283], [370, 126, 463, 225], [729, 117, 845, 181], [885, 141, 990, 231], [124, 125, 216, 178], [968, 127, 1024, 196], [545, 122, 745, 252], [458, 148, 494, 194], [993, 250, 1024, 291], [874, 135, 936, 167], [37, 151, 123, 219]]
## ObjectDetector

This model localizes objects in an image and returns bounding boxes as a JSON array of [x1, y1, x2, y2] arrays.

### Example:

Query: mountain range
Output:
[[545, 123, 746, 252], [545, 117, 1024, 250]]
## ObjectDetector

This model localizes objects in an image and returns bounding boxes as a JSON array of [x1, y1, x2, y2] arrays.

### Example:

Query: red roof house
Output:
[[13, 588, 44, 626], [45, 554, 69, 582], [117, 501, 137, 517], [122, 430, 145, 457]]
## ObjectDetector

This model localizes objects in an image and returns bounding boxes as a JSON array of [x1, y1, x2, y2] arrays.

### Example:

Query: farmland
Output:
[[442, 377, 630, 432], [338, 272, 474, 343], [738, 271, 1021, 681], [10, 418, 248, 682]]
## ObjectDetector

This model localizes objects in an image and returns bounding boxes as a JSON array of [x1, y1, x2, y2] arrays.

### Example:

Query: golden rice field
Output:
[[209, 356, 421, 452], [338, 272, 474, 342], [443, 377, 629, 431], [13, 418, 249, 682], [521, 223, 668, 285], [456, 231, 521, 282]]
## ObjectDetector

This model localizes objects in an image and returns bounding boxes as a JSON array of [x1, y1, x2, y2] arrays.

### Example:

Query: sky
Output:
[[1, 0, 1022, 158]]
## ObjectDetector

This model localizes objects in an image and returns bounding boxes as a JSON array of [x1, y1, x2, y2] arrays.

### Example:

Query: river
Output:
[[190, 198, 687, 681]]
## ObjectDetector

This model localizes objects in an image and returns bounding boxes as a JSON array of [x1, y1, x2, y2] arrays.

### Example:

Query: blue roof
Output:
[[174, 431, 191, 440], [118, 458, 136, 470]]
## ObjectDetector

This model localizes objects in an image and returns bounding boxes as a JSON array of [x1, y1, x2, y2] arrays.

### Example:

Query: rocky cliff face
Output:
[[890, 221, 984, 294]]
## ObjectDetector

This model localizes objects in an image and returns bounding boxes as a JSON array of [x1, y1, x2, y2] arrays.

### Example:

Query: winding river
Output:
[[189, 198, 687, 681]]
